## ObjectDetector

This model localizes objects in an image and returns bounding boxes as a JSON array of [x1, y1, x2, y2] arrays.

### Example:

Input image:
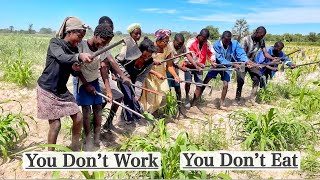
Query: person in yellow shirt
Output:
[[140, 29, 180, 116]]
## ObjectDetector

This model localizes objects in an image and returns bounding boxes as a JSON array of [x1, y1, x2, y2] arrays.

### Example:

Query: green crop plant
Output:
[[0, 100, 33, 161], [256, 84, 277, 104], [162, 91, 178, 118], [301, 147, 320, 177], [230, 108, 315, 151], [3, 48, 34, 86], [190, 116, 228, 151], [119, 118, 212, 179]]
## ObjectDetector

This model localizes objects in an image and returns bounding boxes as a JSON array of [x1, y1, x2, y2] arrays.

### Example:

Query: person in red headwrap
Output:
[[140, 29, 180, 116]]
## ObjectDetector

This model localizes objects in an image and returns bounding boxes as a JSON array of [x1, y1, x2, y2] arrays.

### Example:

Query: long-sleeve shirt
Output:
[[214, 39, 248, 67], [255, 46, 293, 76], [38, 38, 79, 96], [184, 37, 215, 66], [117, 58, 154, 99]]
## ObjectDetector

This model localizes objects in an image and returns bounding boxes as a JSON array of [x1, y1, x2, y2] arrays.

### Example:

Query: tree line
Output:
[[1, 19, 319, 43]]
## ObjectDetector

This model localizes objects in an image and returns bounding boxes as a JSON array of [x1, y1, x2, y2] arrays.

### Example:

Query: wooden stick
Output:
[[96, 92, 144, 119], [165, 77, 213, 87], [92, 39, 125, 58], [296, 61, 320, 67], [130, 83, 165, 96], [115, 77, 164, 96], [189, 68, 236, 72], [159, 52, 192, 63]]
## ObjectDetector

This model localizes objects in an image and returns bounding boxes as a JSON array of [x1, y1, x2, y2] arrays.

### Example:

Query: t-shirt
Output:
[[77, 40, 109, 86], [168, 42, 187, 64], [241, 35, 266, 60]]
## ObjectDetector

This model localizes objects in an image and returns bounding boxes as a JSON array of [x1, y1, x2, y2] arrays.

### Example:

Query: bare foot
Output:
[[69, 143, 81, 151], [246, 98, 258, 106], [94, 140, 100, 147], [233, 98, 243, 106], [94, 133, 101, 147], [219, 101, 228, 110]]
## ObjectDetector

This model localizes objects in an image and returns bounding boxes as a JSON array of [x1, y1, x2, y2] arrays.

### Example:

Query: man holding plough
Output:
[[184, 28, 216, 107], [236, 26, 275, 105], [255, 41, 296, 88], [167, 33, 199, 116], [192, 31, 253, 109]]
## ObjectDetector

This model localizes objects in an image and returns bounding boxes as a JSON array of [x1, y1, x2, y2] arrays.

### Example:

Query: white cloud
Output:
[[180, 7, 320, 24], [141, 8, 159, 12], [140, 8, 177, 14], [186, 0, 230, 6], [291, 0, 320, 6], [187, 0, 213, 4], [181, 14, 241, 22]]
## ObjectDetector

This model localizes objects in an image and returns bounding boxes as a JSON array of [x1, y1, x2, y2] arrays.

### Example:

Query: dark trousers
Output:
[[236, 67, 261, 99], [260, 69, 273, 89], [119, 83, 142, 122]]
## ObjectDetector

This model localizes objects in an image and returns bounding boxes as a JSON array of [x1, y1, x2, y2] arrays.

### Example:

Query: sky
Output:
[[1, 0, 320, 35]]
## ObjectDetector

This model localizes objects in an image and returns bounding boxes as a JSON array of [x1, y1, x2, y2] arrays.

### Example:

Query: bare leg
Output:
[[248, 68, 261, 103], [220, 81, 228, 109], [250, 86, 259, 100], [191, 76, 212, 106], [190, 86, 201, 107], [82, 106, 91, 145], [103, 97, 122, 130], [92, 104, 102, 146], [70, 112, 82, 151], [185, 83, 191, 100], [174, 86, 182, 106], [48, 119, 61, 151], [249, 76, 260, 102], [174, 86, 185, 117]]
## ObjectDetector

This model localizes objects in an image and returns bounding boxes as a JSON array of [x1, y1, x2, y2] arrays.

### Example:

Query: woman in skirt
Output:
[[37, 16, 92, 151], [140, 29, 180, 115]]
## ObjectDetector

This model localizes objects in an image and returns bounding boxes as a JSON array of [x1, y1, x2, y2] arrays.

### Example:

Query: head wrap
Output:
[[127, 23, 141, 34], [154, 29, 171, 41], [56, 16, 88, 38]]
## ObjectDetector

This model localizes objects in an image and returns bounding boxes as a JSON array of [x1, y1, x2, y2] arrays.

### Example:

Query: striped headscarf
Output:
[[155, 29, 171, 41]]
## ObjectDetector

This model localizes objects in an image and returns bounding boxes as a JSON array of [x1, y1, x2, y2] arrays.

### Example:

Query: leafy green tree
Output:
[[205, 25, 220, 41], [308, 32, 318, 42], [115, 31, 122, 35], [232, 18, 249, 41], [28, 24, 36, 34], [39, 27, 53, 34], [292, 33, 304, 42], [180, 31, 193, 40], [9, 26, 14, 32], [283, 33, 293, 42]]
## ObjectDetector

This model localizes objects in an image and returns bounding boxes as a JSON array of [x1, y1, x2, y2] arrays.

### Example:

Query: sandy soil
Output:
[[0, 72, 317, 179]]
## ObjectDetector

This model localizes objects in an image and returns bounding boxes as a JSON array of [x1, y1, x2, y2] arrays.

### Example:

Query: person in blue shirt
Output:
[[193, 31, 253, 109], [255, 41, 296, 88]]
